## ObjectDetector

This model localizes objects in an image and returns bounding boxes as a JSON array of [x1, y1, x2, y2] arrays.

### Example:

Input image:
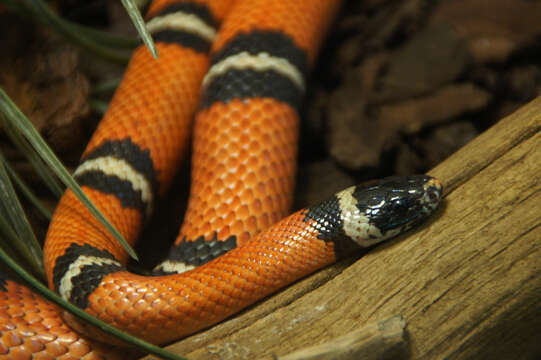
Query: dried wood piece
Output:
[[430, 0, 541, 63], [378, 83, 490, 133], [373, 23, 471, 103], [326, 81, 489, 170], [276, 315, 407, 360]]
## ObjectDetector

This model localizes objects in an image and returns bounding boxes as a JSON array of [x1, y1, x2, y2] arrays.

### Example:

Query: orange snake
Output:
[[0, 0, 442, 358]]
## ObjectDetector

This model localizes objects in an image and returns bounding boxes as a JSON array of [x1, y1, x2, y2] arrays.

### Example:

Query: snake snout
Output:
[[421, 176, 443, 213]]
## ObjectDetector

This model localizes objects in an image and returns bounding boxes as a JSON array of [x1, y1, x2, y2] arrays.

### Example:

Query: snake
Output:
[[0, 0, 443, 358]]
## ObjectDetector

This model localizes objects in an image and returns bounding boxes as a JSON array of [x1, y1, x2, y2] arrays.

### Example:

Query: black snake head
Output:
[[304, 175, 443, 250], [346, 175, 443, 245]]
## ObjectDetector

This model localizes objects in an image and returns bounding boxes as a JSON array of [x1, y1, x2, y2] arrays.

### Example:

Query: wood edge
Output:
[[276, 314, 407, 360]]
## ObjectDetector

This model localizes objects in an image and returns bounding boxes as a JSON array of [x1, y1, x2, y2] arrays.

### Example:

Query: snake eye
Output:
[[392, 198, 408, 213]]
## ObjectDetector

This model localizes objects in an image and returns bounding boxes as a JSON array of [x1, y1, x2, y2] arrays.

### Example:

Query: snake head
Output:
[[328, 175, 442, 248]]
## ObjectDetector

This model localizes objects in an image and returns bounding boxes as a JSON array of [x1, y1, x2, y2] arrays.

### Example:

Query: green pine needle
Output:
[[0, 153, 45, 279], [120, 0, 158, 58]]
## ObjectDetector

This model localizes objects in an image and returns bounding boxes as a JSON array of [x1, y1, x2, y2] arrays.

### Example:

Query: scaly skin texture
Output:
[[71, 210, 338, 344], [177, 0, 343, 244], [0, 279, 130, 359], [10, 0, 345, 355], [44, 0, 237, 267], [1, 0, 445, 351], [179, 99, 300, 245]]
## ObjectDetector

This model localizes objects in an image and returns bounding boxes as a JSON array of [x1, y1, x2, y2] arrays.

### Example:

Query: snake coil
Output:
[[0, 0, 442, 358]]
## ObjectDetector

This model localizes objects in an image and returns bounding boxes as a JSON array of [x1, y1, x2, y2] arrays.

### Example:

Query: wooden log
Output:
[[144, 97, 541, 359], [276, 315, 408, 360]]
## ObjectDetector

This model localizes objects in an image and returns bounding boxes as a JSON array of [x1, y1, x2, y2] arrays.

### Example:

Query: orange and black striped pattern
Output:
[[0, 0, 443, 358]]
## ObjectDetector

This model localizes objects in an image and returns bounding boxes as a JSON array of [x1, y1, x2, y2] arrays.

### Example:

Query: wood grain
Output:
[[144, 97, 541, 359], [277, 315, 408, 360]]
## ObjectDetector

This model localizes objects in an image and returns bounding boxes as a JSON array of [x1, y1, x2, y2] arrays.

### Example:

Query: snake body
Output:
[[0, 0, 442, 358]]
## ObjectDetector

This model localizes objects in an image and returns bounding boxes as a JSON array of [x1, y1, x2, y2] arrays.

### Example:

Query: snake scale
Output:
[[0, 0, 442, 358]]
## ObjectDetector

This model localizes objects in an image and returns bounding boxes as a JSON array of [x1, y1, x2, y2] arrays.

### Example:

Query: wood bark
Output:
[[144, 97, 541, 359], [277, 315, 408, 360]]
